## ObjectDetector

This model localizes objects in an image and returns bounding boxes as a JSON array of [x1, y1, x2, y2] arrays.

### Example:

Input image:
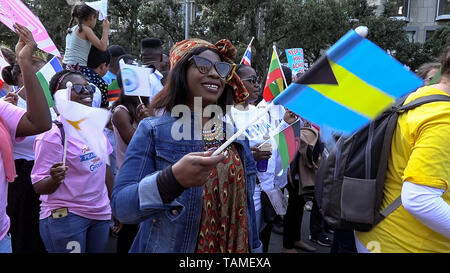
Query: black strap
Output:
[[52, 120, 65, 146], [397, 94, 450, 112]]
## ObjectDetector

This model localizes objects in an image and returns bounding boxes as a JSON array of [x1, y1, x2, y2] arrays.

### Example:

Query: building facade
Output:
[[369, 0, 449, 43]]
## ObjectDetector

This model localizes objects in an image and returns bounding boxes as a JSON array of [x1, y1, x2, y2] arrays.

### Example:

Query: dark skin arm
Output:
[[33, 162, 68, 195], [112, 108, 135, 145], [105, 165, 113, 200], [13, 23, 51, 137], [112, 103, 150, 145]]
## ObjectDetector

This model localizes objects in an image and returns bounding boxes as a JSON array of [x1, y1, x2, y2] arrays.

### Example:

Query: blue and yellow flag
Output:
[[273, 29, 424, 134]]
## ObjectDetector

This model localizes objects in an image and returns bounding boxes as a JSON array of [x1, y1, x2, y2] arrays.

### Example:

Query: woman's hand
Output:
[[102, 18, 110, 32], [3, 92, 18, 106], [49, 162, 68, 184], [172, 150, 226, 188], [251, 145, 272, 162], [13, 23, 37, 64], [137, 103, 150, 121]]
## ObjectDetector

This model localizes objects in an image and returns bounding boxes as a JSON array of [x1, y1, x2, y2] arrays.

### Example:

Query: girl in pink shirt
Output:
[[31, 70, 114, 253], [0, 24, 52, 253]]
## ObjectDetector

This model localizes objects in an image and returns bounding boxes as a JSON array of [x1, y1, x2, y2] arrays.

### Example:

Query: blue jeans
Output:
[[0, 234, 12, 253], [39, 212, 110, 253]]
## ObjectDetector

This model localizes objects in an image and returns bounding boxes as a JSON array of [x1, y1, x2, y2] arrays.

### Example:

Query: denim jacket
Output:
[[111, 113, 263, 253]]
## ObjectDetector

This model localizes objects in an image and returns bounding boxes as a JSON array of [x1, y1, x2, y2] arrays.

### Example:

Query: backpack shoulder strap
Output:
[[375, 94, 450, 225], [52, 120, 65, 146], [398, 94, 450, 112]]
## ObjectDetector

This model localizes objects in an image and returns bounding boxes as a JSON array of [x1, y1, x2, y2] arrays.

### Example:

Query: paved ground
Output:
[[268, 209, 333, 253], [105, 209, 333, 253]]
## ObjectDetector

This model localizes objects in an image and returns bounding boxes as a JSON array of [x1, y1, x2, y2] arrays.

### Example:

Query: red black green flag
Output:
[[107, 79, 120, 102], [274, 120, 302, 170]]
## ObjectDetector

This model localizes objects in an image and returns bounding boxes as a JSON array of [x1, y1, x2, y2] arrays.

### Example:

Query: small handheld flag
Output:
[[119, 60, 152, 97], [273, 120, 302, 170], [86, 0, 108, 21], [263, 45, 287, 102], [36, 56, 63, 108], [240, 37, 254, 66], [0, 0, 61, 57], [107, 79, 120, 102], [54, 83, 111, 165], [272, 27, 423, 134]]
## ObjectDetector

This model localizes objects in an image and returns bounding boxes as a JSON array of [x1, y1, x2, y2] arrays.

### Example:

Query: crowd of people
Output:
[[0, 3, 448, 253]]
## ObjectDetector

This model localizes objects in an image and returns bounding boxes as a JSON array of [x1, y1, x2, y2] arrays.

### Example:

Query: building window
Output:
[[385, 0, 410, 21], [436, 0, 450, 20], [425, 30, 435, 41], [406, 31, 416, 43]]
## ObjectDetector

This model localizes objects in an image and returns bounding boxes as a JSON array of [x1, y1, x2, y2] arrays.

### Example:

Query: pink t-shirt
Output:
[[31, 119, 113, 220], [0, 101, 25, 240]]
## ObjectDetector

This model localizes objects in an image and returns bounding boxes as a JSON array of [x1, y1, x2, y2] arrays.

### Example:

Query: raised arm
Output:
[[83, 19, 110, 51], [13, 23, 51, 137]]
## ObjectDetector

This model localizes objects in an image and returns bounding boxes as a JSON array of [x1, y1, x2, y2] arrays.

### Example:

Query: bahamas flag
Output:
[[273, 29, 423, 134], [274, 120, 302, 170], [263, 46, 286, 102]]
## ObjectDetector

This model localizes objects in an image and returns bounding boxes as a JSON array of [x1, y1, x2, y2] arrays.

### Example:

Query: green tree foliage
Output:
[[424, 23, 450, 60], [0, 0, 437, 73]]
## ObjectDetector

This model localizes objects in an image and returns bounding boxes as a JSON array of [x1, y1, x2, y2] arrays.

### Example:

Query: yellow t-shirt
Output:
[[356, 86, 450, 253]]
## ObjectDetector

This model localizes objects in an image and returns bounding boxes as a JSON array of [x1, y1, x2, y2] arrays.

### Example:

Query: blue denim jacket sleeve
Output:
[[111, 118, 182, 224]]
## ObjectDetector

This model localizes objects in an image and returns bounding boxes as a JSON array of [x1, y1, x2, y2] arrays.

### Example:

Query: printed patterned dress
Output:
[[196, 143, 249, 253]]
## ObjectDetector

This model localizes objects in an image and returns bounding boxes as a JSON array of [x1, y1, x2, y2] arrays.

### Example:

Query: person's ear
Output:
[[101, 63, 108, 74]]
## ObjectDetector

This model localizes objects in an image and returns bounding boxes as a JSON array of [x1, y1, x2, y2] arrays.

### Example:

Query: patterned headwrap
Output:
[[169, 38, 249, 104]]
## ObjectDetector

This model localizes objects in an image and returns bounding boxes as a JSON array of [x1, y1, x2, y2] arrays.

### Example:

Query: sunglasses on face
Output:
[[189, 55, 233, 79], [72, 84, 96, 95], [240, 75, 261, 85]]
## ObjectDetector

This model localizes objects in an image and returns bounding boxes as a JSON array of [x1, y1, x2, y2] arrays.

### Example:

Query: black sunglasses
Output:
[[240, 75, 261, 85], [189, 55, 233, 79], [72, 84, 96, 95]]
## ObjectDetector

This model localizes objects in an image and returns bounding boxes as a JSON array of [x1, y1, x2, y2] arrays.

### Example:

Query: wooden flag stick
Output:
[[13, 86, 24, 94]]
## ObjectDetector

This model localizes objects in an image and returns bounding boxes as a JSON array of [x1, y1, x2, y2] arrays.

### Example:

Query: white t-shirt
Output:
[[226, 104, 282, 211], [149, 69, 164, 102]]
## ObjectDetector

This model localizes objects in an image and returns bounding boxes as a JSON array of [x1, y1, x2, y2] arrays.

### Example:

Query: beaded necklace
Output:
[[202, 121, 230, 151]]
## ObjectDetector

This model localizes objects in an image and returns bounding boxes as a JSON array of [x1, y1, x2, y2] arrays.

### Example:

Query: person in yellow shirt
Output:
[[356, 46, 450, 253]]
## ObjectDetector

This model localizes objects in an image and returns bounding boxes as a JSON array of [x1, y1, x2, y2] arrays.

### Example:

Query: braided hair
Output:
[[67, 3, 98, 34]]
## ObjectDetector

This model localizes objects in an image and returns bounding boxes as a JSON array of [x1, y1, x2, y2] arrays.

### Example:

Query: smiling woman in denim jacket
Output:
[[111, 38, 263, 253]]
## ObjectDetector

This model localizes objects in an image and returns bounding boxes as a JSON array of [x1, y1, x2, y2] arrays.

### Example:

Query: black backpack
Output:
[[315, 94, 450, 232]]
